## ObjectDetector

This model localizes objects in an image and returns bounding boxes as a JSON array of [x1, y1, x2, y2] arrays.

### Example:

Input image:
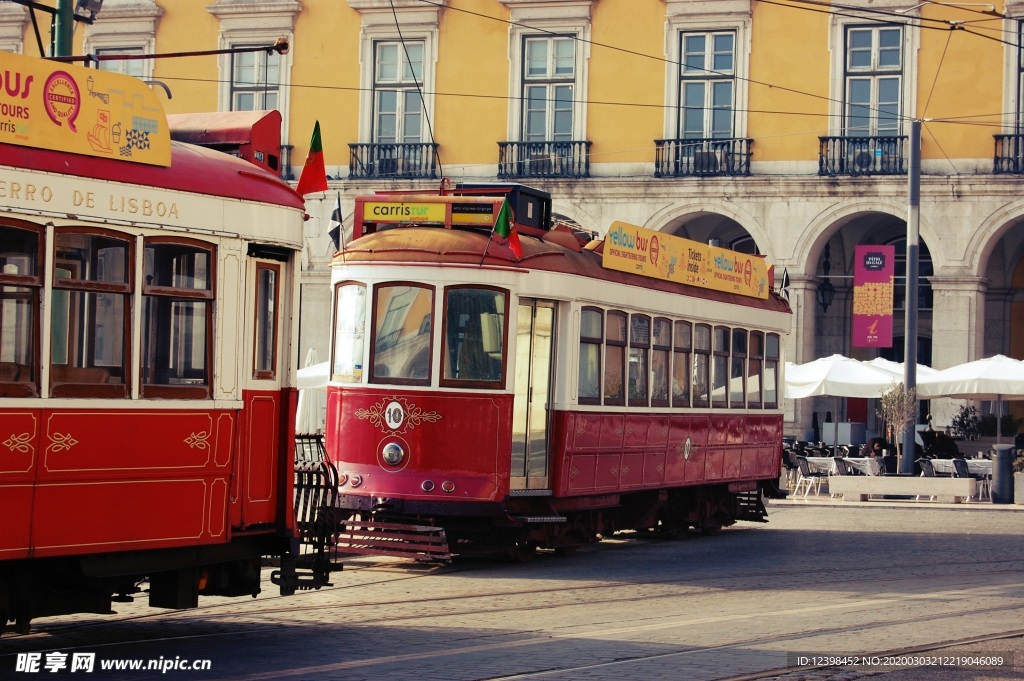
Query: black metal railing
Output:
[[497, 140, 591, 179], [279, 144, 294, 181], [653, 138, 752, 178], [348, 143, 439, 180], [818, 135, 907, 176], [993, 134, 1024, 173]]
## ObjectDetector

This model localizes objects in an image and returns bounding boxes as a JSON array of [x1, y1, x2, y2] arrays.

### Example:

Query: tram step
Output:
[[507, 515, 567, 523], [335, 521, 451, 563], [508, 489, 553, 497]]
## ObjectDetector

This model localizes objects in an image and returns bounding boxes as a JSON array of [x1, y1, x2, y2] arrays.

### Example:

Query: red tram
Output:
[[324, 182, 792, 560], [0, 53, 308, 632]]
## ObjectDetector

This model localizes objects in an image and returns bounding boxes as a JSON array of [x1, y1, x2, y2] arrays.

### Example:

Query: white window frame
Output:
[[664, 1, 751, 140], [502, 0, 593, 143], [208, 1, 299, 145], [827, 2, 919, 136], [352, 1, 441, 144], [371, 39, 427, 144], [82, 0, 163, 80]]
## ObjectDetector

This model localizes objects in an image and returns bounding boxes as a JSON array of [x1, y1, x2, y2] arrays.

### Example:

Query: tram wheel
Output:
[[510, 541, 537, 563]]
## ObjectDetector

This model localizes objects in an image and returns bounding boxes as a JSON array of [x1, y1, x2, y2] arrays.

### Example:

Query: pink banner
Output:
[[852, 245, 895, 348]]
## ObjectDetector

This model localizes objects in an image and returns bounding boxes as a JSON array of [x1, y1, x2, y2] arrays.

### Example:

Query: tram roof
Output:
[[0, 141, 305, 209], [335, 225, 792, 313]]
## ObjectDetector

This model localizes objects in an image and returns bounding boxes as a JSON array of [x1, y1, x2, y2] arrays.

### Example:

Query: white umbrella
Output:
[[917, 354, 1024, 442], [296, 352, 328, 435], [864, 357, 938, 380], [785, 354, 896, 400]]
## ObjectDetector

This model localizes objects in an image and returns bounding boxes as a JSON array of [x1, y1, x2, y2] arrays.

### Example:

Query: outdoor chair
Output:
[[793, 455, 828, 497], [916, 459, 937, 501], [951, 458, 990, 501], [830, 457, 851, 497]]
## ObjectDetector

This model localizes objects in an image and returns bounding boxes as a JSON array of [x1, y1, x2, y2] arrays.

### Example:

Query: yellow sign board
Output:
[[602, 221, 769, 299], [0, 51, 170, 166], [362, 201, 448, 223]]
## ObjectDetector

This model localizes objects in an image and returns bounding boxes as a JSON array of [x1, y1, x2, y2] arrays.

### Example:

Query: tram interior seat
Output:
[[50, 365, 110, 384]]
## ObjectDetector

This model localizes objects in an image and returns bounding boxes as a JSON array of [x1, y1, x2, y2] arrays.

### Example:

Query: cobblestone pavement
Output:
[[3, 499, 1024, 680]]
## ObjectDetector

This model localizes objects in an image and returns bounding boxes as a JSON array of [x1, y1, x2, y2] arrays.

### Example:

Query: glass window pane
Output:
[[443, 288, 505, 383], [730, 356, 745, 406], [671, 348, 690, 407], [526, 39, 548, 78], [554, 38, 575, 76], [404, 43, 424, 82], [651, 348, 669, 403], [142, 298, 207, 386], [1, 226, 39, 276], [683, 34, 706, 73], [145, 244, 209, 290], [765, 359, 778, 407], [628, 347, 648, 404], [581, 309, 603, 339], [693, 353, 709, 405], [606, 313, 627, 343], [255, 266, 277, 376], [0, 286, 34, 369], [712, 355, 727, 405], [374, 285, 433, 382], [653, 319, 671, 348], [579, 343, 600, 400], [234, 52, 255, 83], [333, 284, 366, 383], [674, 321, 691, 350], [712, 34, 734, 72], [377, 43, 398, 81], [604, 345, 624, 401]]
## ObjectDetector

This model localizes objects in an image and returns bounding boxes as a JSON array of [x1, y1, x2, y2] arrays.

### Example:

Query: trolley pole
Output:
[[901, 120, 921, 475], [52, 0, 74, 57]]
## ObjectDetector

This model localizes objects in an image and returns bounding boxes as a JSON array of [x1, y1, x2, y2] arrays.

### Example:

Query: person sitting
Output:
[[925, 432, 961, 459], [860, 437, 889, 458]]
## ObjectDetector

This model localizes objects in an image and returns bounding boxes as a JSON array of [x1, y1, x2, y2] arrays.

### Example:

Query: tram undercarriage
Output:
[[330, 482, 777, 562]]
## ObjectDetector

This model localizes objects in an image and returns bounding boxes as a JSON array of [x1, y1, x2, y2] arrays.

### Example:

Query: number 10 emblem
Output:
[[384, 400, 405, 430]]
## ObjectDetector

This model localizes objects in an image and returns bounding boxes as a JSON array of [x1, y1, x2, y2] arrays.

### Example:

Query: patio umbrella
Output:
[[864, 357, 938, 380], [785, 354, 896, 450], [296, 351, 328, 435], [916, 354, 1024, 442]]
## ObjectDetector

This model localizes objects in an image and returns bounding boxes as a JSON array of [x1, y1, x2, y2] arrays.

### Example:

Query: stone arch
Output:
[[645, 200, 772, 259]]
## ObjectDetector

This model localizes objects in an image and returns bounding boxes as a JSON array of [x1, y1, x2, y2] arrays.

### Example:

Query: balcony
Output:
[[993, 134, 1024, 174], [497, 141, 591, 180], [348, 143, 439, 180], [654, 138, 752, 178], [819, 136, 907, 176]]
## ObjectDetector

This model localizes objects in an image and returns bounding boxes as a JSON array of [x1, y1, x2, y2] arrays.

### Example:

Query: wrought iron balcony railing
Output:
[[348, 143, 439, 180], [653, 138, 752, 178], [497, 141, 591, 179], [993, 134, 1024, 174], [819, 136, 907, 176]]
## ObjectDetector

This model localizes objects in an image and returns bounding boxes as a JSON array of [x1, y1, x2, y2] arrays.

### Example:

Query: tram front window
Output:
[[332, 283, 366, 383], [0, 224, 41, 397], [442, 287, 506, 387], [372, 284, 433, 384]]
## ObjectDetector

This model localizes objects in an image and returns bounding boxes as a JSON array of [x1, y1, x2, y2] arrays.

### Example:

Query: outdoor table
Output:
[[929, 459, 992, 477]]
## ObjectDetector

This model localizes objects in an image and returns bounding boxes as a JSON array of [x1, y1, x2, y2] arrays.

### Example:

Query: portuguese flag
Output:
[[494, 197, 523, 259], [296, 120, 329, 196]]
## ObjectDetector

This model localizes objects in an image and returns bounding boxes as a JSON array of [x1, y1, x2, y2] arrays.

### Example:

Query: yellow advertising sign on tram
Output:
[[602, 221, 769, 299], [0, 51, 170, 166], [362, 201, 448, 223]]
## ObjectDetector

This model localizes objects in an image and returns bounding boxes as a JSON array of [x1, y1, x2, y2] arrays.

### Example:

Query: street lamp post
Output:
[[901, 120, 922, 475]]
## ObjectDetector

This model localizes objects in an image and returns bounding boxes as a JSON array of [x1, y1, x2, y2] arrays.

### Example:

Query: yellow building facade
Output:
[[5, 0, 1024, 438]]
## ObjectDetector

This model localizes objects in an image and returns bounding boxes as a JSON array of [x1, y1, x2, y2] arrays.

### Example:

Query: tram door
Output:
[[511, 299, 556, 490]]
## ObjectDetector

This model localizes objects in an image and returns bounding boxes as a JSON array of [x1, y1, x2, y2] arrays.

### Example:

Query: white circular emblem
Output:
[[384, 400, 406, 431], [684, 436, 692, 460]]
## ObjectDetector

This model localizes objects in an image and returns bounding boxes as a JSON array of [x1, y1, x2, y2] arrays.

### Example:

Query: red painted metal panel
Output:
[[566, 453, 597, 492], [595, 453, 620, 489], [643, 452, 667, 485], [623, 415, 649, 450], [0, 411, 39, 481], [646, 416, 670, 449], [0, 486, 33, 559], [327, 388, 510, 502], [599, 414, 625, 450], [571, 412, 602, 450], [621, 452, 645, 488], [40, 411, 226, 478], [31, 479, 219, 557], [705, 448, 726, 479], [243, 393, 280, 526], [722, 447, 742, 479], [708, 414, 729, 446]]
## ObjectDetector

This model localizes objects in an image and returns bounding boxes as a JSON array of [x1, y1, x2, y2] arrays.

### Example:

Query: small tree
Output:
[[878, 380, 917, 454]]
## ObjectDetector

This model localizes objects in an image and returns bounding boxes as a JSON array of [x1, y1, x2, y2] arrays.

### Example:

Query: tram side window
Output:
[[142, 240, 214, 399], [730, 328, 747, 408], [372, 284, 433, 385], [747, 331, 764, 408], [692, 324, 710, 408], [0, 223, 42, 398], [253, 263, 279, 380], [651, 318, 671, 407], [332, 283, 366, 383], [578, 307, 603, 405], [51, 229, 132, 398], [604, 311, 626, 406], [628, 315, 650, 406], [442, 286, 507, 388], [711, 326, 729, 408], [764, 333, 780, 408], [672, 320, 691, 408]]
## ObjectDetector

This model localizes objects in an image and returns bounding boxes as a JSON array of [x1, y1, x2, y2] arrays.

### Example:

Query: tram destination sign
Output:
[[602, 221, 769, 299], [0, 51, 171, 166]]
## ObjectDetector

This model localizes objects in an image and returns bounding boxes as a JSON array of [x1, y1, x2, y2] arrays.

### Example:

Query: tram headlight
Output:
[[381, 442, 405, 466], [350, 474, 363, 488]]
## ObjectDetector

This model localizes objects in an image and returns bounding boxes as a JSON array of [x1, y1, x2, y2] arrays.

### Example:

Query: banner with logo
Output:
[[0, 51, 170, 166], [602, 221, 769, 299], [852, 244, 895, 347]]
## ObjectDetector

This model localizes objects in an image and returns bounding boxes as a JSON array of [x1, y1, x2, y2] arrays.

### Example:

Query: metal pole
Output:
[[901, 120, 921, 475], [53, 0, 74, 57]]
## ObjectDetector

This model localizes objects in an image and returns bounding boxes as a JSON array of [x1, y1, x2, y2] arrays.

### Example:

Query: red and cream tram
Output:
[[0, 53, 307, 632], [324, 182, 792, 560]]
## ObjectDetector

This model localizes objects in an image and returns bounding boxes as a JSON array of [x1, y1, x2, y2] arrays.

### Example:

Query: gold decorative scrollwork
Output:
[[3, 433, 33, 454], [355, 396, 441, 435], [185, 431, 211, 450], [49, 432, 79, 453]]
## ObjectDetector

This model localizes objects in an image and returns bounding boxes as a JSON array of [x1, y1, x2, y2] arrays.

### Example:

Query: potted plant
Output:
[[878, 381, 917, 471], [949, 404, 981, 441]]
